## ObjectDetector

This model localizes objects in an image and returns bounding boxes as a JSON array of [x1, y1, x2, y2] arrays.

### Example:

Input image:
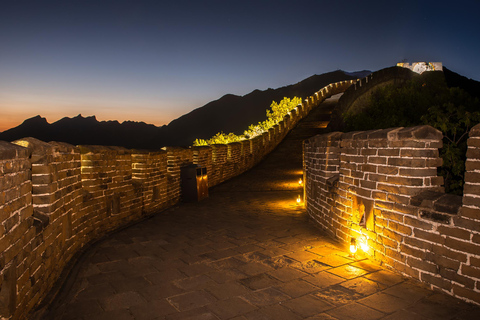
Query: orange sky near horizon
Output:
[[0, 97, 199, 132]]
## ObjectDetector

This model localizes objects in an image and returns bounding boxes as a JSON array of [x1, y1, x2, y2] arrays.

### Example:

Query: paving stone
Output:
[[268, 267, 308, 282], [326, 302, 385, 320], [364, 270, 405, 287], [109, 275, 152, 293], [358, 292, 411, 314], [302, 271, 345, 288], [174, 274, 217, 291], [129, 299, 177, 319], [327, 265, 370, 280], [382, 280, 433, 303], [239, 274, 282, 290], [313, 285, 364, 306], [144, 269, 186, 284], [281, 294, 335, 318], [179, 263, 215, 277], [304, 314, 339, 320], [207, 269, 248, 284], [205, 281, 251, 300], [244, 304, 302, 320], [275, 278, 319, 298], [241, 287, 290, 306], [338, 277, 386, 296], [380, 309, 429, 320], [138, 283, 185, 301], [165, 307, 220, 320], [236, 262, 274, 276], [206, 297, 257, 319], [285, 250, 322, 263], [314, 255, 353, 268], [86, 309, 135, 320], [167, 290, 217, 312], [102, 291, 146, 311]]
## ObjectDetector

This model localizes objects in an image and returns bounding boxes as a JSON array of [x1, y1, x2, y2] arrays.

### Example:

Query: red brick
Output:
[[459, 207, 480, 220], [432, 244, 467, 263], [462, 265, 480, 279], [445, 237, 480, 255], [404, 216, 433, 230], [404, 237, 433, 251], [400, 243, 426, 259], [421, 273, 452, 291], [440, 267, 474, 289], [407, 256, 438, 273], [388, 221, 412, 235], [414, 228, 444, 244], [453, 284, 480, 304], [399, 168, 438, 177], [388, 158, 426, 167], [453, 216, 480, 231], [387, 176, 425, 186], [437, 225, 471, 240]]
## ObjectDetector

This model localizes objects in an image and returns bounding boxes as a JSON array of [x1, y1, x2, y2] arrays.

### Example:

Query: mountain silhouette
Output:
[[0, 70, 367, 149], [2, 68, 477, 150]]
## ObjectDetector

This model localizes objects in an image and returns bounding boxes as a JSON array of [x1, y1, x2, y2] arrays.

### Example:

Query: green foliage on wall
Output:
[[193, 97, 302, 146], [343, 73, 480, 195]]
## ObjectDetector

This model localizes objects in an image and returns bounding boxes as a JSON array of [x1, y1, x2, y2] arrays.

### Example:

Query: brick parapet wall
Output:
[[0, 80, 353, 320], [304, 124, 480, 305]]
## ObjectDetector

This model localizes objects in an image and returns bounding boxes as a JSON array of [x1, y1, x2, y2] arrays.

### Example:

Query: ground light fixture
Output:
[[350, 236, 369, 256]]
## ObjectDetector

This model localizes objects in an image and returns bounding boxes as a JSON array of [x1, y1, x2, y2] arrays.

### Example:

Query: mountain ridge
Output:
[[4, 67, 476, 149]]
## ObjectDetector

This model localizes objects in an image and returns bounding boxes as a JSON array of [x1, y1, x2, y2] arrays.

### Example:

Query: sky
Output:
[[1, 0, 479, 132]]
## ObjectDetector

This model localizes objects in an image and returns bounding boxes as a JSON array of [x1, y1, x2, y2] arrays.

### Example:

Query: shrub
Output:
[[193, 96, 301, 146]]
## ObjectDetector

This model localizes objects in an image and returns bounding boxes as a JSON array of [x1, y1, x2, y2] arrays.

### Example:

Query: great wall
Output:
[[2, 65, 480, 319], [0, 80, 352, 319]]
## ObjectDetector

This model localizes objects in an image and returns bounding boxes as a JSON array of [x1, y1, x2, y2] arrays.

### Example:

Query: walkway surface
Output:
[[42, 96, 480, 320]]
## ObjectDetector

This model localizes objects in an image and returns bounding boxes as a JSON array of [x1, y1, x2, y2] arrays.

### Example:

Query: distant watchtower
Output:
[[397, 61, 443, 74]]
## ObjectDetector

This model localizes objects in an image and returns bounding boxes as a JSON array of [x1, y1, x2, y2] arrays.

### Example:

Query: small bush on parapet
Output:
[[193, 96, 302, 146]]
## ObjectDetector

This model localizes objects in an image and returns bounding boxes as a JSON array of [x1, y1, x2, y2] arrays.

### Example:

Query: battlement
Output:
[[304, 124, 480, 305]]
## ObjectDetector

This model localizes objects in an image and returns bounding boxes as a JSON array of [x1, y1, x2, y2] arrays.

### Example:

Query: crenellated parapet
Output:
[[304, 124, 480, 305]]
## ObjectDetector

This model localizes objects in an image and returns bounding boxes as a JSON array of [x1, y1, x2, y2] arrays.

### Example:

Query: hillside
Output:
[[0, 70, 365, 149]]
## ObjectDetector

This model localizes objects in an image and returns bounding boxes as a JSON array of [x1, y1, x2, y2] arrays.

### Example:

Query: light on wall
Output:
[[296, 195, 302, 204], [298, 178, 303, 186]]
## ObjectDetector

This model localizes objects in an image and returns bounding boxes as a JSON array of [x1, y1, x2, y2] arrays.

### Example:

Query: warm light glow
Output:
[[360, 241, 369, 252], [350, 244, 357, 254], [350, 238, 357, 254], [359, 235, 369, 252], [298, 178, 303, 185], [296, 195, 302, 204]]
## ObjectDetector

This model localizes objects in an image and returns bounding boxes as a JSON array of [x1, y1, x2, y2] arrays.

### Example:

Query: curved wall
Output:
[[0, 80, 354, 320]]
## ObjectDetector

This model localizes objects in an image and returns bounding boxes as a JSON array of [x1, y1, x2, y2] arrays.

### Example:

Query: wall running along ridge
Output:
[[0, 80, 354, 320], [303, 124, 480, 305]]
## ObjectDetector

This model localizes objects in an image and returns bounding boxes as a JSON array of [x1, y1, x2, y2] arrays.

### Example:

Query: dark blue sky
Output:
[[1, 0, 479, 131]]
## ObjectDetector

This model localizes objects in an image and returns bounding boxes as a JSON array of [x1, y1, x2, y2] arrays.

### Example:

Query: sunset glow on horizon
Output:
[[1, 0, 479, 133]]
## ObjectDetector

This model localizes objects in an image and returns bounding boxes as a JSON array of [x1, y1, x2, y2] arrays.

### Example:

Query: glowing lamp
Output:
[[298, 178, 303, 186], [350, 238, 357, 254], [296, 195, 301, 204]]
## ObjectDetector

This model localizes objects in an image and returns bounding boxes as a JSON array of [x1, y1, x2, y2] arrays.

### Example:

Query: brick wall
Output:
[[304, 124, 480, 305], [0, 80, 353, 319]]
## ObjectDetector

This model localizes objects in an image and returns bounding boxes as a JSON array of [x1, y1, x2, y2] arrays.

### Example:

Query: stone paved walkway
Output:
[[42, 96, 480, 320]]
